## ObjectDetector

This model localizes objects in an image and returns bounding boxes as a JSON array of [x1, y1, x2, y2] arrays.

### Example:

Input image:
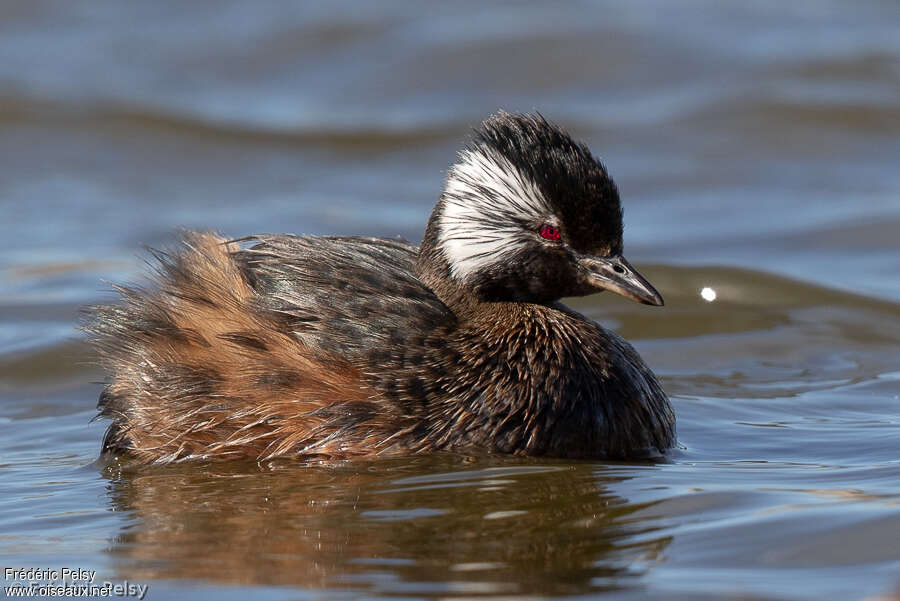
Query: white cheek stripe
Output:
[[437, 148, 551, 281]]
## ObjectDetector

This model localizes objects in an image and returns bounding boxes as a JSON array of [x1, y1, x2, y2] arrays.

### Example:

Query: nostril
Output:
[[613, 264, 625, 275]]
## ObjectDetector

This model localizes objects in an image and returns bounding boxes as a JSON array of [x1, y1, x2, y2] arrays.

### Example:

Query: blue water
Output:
[[1, 2, 899, 600]]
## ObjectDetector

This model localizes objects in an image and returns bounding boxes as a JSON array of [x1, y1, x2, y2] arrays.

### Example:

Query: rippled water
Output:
[[2, 2, 899, 600]]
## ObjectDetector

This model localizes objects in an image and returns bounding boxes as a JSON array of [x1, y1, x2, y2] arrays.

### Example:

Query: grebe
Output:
[[88, 112, 675, 464]]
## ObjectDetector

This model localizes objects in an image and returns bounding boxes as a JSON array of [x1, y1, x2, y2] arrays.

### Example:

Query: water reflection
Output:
[[102, 456, 670, 596]]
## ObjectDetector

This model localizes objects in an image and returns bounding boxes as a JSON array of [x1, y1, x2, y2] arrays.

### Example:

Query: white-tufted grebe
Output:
[[87, 112, 675, 464]]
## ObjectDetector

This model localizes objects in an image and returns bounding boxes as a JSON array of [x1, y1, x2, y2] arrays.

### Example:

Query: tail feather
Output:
[[85, 233, 408, 464]]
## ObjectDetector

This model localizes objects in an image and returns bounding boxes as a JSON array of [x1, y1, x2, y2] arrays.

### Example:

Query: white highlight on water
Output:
[[701, 286, 717, 302]]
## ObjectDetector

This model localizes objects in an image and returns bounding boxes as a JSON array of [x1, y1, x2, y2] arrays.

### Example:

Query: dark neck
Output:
[[415, 215, 483, 316]]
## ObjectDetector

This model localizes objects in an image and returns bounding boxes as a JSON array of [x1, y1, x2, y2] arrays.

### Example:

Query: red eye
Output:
[[539, 225, 561, 241]]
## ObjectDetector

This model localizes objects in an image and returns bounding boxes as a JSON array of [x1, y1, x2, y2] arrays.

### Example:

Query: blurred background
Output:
[[1, 2, 899, 601]]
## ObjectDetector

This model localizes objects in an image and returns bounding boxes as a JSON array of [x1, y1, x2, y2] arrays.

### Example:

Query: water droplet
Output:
[[701, 287, 717, 302]]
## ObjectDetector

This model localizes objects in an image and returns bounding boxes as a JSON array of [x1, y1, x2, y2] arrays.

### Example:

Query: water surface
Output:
[[2, 2, 899, 600]]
